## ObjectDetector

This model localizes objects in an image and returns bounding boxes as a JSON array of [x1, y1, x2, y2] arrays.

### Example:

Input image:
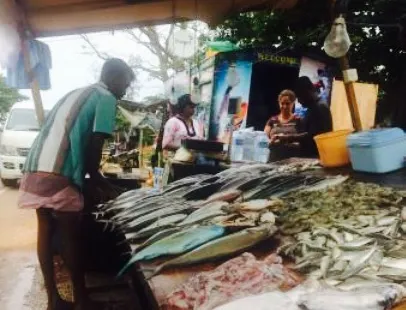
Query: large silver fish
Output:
[[125, 214, 188, 241], [179, 201, 228, 226], [148, 225, 277, 278], [118, 225, 226, 276], [123, 205, 192, 232]]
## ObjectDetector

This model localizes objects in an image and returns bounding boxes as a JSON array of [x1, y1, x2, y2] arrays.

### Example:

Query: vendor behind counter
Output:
[[161, 93, 207, 183], [265, 89, 301, 161], [265, 77, 333, 160], [162, 94, 203, 152]]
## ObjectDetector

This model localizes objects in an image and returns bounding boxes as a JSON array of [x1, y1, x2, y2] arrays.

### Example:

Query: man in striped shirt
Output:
[[18, 58, 135, 310]]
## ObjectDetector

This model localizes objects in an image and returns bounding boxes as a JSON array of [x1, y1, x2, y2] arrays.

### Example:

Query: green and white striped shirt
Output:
[[23, 82, 116, 188]]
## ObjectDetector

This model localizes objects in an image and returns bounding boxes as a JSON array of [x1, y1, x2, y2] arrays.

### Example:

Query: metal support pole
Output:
[[339, 57, 363, 131], [21, 38, 45, 126]]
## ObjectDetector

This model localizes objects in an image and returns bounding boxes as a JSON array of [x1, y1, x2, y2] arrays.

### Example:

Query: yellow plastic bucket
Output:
[[314, 130, 353, 167]]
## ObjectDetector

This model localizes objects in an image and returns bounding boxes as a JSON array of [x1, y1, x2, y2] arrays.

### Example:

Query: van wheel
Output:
[[1, 178, 18, 188]]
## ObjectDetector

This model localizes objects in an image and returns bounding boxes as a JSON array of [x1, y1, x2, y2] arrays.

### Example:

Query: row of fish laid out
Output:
[[95, 173, 348, 237], [278, 215, 406, 289], [96, 160, 321, 217], [276, 181, 406, 236], [115, 173, 346, 277], [214, 279, 406, 310]]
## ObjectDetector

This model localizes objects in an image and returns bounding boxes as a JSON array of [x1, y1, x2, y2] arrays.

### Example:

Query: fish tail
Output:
[[117, 257, 138, 278]]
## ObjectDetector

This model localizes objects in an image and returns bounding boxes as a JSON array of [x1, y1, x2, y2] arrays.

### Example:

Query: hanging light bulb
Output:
[[323, 16, 352, 58]]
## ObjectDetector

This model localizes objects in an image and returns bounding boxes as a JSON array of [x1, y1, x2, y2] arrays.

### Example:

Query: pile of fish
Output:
[[279, 207, 406, 289], [95, 161, 343, 276], [214, 279, 406, 310], [277, 181, 406, 235]]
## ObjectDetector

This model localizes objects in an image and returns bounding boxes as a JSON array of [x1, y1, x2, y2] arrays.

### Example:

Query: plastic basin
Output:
[[314, 130, 353, 167]]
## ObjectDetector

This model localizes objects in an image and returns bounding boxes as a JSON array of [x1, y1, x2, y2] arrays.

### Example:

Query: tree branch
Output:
[[81, 34, 110, 60], [124, 29, 160, 57]]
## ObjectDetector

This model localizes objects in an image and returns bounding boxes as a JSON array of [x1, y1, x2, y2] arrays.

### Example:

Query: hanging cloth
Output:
[[6, 39, 52, 90]]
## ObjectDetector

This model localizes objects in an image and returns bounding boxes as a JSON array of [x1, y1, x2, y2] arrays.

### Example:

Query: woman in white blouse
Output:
[[162, 94, 203, 151]]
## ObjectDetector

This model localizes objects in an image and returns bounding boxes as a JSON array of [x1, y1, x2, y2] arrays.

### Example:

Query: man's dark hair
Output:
[[295, 76, 316, 93], [100, 58, 135, 82]]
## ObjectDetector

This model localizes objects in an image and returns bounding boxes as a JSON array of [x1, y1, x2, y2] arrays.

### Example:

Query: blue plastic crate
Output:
[[347, 128, 406, 173]]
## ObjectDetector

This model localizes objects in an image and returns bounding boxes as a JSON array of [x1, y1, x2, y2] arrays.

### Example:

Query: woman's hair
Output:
[[278, 89, 297, 103], [176, 94, 194, 113]]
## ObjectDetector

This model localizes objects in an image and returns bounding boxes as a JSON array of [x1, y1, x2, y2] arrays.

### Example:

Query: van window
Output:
[[6, 108, 48, 131]]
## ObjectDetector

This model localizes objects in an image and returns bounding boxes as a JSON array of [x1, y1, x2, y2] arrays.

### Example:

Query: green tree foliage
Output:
[[0, 75, 28, 122], [115, 109, 131, 132], [216, 0, 406, 121]]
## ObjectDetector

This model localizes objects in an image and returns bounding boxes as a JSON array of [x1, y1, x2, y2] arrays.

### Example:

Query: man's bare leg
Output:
[[55, 211, 95, 310], [36, 209, 72, 310]]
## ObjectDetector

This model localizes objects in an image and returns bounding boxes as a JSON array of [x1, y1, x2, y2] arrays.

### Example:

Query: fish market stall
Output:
[[96, 160, 406, 310], [164, 139, 230, 183]]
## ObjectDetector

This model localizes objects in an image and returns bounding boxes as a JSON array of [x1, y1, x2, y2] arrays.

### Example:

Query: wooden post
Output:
[[21, 38, 45, 126], [339, 57, 363, 132], [139, 128, 144, 168], [330, 0, 362, 132]]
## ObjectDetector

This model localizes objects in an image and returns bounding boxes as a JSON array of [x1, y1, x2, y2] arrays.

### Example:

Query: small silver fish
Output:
[[331, 247, 341, 261], [343, 232, 355, 243], [329, 259, 348, 274], [401, 206, 406, 221], [401, 222, 406, 233], [377, 216, 398, 227], [381, 257, 406, 270], [320, 256, 331, 279], [337, 244, 378, 280], [378, 267, 406, 281], [338, 237, 375, 251]]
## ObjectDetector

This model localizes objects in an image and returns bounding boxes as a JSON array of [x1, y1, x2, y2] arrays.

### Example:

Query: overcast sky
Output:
[[3, 30, 167, 109]]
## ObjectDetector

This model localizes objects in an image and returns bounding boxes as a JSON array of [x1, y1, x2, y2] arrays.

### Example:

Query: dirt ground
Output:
[[0, 184, 47, 310]]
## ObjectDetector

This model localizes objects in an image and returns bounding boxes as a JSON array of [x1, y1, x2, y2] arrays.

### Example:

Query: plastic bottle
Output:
[[254, 132, 270, 163], [231, 130, 244, 161], [243, 130, 255, 162]]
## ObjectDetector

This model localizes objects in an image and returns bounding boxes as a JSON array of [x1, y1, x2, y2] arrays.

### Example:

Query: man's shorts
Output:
[[18, 172, 84, 212]]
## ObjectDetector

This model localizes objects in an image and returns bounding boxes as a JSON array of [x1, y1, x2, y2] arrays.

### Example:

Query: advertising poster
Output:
[[299, 57, 333, 104], [209, 58, 253, 142]]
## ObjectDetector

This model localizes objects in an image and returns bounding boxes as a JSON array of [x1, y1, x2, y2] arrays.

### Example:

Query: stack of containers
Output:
[[230, 129, 270, 163], [347, 128, 406, 173]]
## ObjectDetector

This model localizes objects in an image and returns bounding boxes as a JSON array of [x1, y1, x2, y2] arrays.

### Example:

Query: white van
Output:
[[0, 102, 47, 187]]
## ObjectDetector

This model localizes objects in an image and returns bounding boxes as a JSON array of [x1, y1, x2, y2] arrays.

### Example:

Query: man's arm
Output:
[[318, 105, 333, 133], [86, 133, 108, 182], [86, 94, 122, 198]]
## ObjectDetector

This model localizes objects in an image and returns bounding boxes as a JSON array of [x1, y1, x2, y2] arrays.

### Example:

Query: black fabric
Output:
[[176, 116, 196, 137], [298, 99, 333, 158], [51, 213, 130, 273]]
